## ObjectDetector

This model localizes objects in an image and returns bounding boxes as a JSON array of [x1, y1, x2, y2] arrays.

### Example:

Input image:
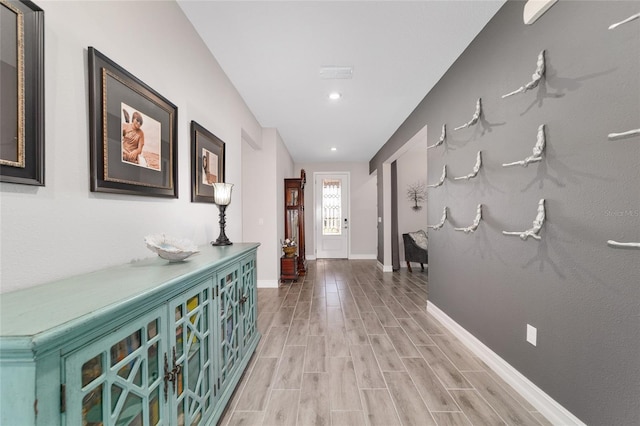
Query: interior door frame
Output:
[[314, 172, 350, 259]]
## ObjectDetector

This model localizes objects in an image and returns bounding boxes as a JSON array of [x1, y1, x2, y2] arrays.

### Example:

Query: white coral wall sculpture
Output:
[[428, 207, 448, 230], [454, 99, 482, 131], [502, 50, 545, 98], [607, 240, 640, 249], [503, 124, 546, 167], [454, 204, 483, 233], [454, 151, 482, 180], [608, 129, 640, 140], [502, 199, 546, 241], [427, 165, 447, 188], [427, 124, 447, 150], [608, 13, 640, 30]]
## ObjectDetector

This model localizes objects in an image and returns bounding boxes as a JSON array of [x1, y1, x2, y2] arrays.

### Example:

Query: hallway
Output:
[[221, 259, 551, 425]]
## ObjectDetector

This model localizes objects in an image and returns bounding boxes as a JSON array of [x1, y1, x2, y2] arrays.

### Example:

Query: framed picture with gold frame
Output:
[[191, 120, 225, 203], [88, 47, 178, 197], [0, 0, 44, 186]]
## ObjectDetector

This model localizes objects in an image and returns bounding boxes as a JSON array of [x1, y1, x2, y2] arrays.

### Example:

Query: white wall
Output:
[[396, 144, 428, 264], [242, 128, 293, 287], [294, 162, 377, 259], [0, 1, 262, 293]]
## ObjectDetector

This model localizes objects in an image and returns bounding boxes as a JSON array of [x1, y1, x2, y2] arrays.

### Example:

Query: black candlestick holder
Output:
[[211, 204, 232, 246]]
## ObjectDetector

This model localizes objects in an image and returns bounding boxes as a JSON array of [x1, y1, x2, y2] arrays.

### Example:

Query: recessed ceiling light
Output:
[[331, 147, 337, 151], [328, 92, 342, 100]]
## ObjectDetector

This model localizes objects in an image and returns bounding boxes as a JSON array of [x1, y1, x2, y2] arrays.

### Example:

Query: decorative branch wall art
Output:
[[427, 165, 447, 188], [608, 12, 640, 30], [427, 124, 446, 150], [428, 207, 448, 230], [454, 151, 482, 180], [502, 50, 545, 98], [454, 204, 483, 233], [607, 240, 640, 249], [454, 98, 482, 130], [407, 181, 427, 211], [608, 129, 640, 140], [503, 124, 546, 167], [502, 199, 546, 241]]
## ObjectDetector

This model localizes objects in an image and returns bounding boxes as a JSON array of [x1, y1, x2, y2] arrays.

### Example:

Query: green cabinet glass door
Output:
[[167, 280, 214, 425], [64, 307, 167, 426]]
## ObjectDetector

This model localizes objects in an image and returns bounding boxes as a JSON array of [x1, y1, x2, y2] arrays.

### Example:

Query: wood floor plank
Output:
[[361, 311, 385, 335], [293, 300, 310, 320], [384, 326, 420, 357], [297, 373, 331, 426], [272, 306, 295, 327], [401, 357, 459, 412], [360, 389, 401, 426], [462, 371, 540, 425], [350, 345, 386, 389], [225, 410, 265, 426], [259, 326, 288, 358], [285, 319, 309, 346], [430, 411, 472, 425], [304, 335, 327, 372], [368, 334, 405, 372], [450, 389, 507, 425], [261, 389, 299, 426], [329, 357, 363, 411], [410, 310, 445, 335], [372, 305, 400, 327], [397, 317, 435, 346], [273, 345, 305, 389], [235, 357, 279, 411], [430, 334, 485, 372], [326, 326, 351, 357], [383, 371, 437, 425], [331, 410, 366, 426], [417, 345, 473, 389]]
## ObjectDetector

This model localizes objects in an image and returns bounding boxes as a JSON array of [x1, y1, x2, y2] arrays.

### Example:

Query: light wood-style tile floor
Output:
[[220, 259, 552, 426]]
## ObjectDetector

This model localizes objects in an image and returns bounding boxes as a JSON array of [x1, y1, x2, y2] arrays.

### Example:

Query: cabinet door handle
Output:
[[163, 353, 173, 399], [240, 295, 248, 304]]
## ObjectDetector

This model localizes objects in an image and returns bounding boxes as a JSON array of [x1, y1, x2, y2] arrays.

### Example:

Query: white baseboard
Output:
[[257, 279, 279, 288], [348, 254, 377, 260], [427, 302, 585, 426], [376, 261, 393, 272], [306, 255, 316, 260]]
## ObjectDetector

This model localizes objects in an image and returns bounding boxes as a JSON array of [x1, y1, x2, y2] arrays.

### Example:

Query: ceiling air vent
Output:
[[319, 66, 353, 80]]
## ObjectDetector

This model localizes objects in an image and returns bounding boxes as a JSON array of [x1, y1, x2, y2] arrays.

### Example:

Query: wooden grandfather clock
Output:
[[284, 169, 307, 276]]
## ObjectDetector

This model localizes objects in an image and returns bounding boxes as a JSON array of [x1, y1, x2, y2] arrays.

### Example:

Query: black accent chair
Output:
[[402, 231, 428, 273]]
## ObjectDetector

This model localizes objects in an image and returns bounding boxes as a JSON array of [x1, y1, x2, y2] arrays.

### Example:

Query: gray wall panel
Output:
[[371, 1, 639, 424]]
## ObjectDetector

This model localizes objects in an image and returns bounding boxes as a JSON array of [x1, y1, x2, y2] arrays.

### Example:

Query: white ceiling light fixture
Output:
[[328, 92, 342, 100]]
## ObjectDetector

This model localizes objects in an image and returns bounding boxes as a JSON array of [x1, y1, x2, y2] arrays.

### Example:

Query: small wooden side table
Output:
[[280, 255, 299, 283]]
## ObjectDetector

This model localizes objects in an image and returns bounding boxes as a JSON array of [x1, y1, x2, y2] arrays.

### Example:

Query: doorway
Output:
[[315, 172, 349, 258]]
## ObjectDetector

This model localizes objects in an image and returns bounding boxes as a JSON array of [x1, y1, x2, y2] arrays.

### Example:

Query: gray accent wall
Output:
[[370, 1, 639, 424]]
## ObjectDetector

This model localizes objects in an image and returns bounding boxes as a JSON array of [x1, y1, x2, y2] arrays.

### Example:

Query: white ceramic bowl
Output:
[[145, 234, 199, 262]]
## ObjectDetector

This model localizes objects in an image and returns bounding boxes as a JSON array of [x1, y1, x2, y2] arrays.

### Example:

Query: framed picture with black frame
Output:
[[88, 47, 178, 197], [191, 120, 225, 203], [0, 0, 44, 186]]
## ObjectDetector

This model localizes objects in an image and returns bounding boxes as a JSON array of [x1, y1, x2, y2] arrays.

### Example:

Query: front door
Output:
[[315, 173, 349, 258]]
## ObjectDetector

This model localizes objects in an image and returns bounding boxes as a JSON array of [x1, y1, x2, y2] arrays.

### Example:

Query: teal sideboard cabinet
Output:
[[0, 243, 260, 426]]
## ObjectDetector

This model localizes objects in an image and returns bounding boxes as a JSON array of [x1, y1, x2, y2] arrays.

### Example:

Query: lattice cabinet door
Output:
[[214, 263, 242, 400], [239, 255, 258, 350], [63, 307, 168, 426], [167, 279, 215, 425]]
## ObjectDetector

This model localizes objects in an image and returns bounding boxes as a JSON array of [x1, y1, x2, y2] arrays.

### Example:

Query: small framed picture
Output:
[[88, 47, 178, 197], [191, 121, 225, 203], [0, 0, 44, 186]]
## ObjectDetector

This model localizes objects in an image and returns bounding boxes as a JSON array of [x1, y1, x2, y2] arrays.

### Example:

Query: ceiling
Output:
[[178, 1, 507, 164]]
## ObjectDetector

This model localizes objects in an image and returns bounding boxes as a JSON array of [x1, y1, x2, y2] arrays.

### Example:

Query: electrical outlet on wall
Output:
[[527, 324, 537, 346]]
